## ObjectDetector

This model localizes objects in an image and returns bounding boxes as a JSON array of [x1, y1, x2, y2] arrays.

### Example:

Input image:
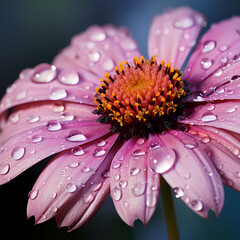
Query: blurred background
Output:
[[1, 0, 240, 239]]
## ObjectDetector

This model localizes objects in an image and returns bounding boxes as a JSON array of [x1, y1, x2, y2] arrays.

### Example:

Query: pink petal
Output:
[[187, 126, 240, 192], [148, 7, 205, 68], [53, 25, 141, 77], [181, 101, 240, 134], [0, 64, 98, 114], [27, 134, 119, 230], [0, 118, 111, 184], [185, 16, 240, 92], [110, 136, 160, 226], [1, 102, 97, 144], [157, 131, 224, 217]]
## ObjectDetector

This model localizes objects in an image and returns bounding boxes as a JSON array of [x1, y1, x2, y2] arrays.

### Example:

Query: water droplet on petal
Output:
[[137, 138, 145, 146], [70, 162, 79, 168], [114, 174, 120, 181], [112, 161, 121, 169], [132, 149, 146, 156], [67, 130, 86, 142], [66, 183, 77, 193], [29, 190, 38, 200], [227, 106, 237, 113], [201, 112, 218, 122], [61, 113, 74, 121], [130, 168, 141, 176], [52, 103, 65, 112], [214, 69, 223, 77], [10, 114, 20, 124], [103, 58, 114, 71], [11, 147, 25, 160], [191, 200, 203, 211], [49, 88, 67, 100], [201, 137, 211, 143], [90, 32, 106, 42], [32, 64, 56, 83], [88, 52, 101, 62], [96, 140, 106, 147], [174, 17, 194, 29], [93, 147, 106, 157], [202, 40, 216, 53], [184, 172, 191, 180], [82, 166, 91, 173], [206, 103, 215, 111], [182, 139, 198, 149], [146, 194, 158, 207], [192, 91, 204, 102], [234, 171, 240, 178], [233, 54, 240, 62], [119, 180, 128, 189], [173, 187, 184, 198], [221, 56, 228, 64], [27, 115, 40, 123], [148, 147, 176, 174], [111, 187, 122, 201], [0, 164, 10, 175], [201, 58, 213, 69], [46, 120, 62, 131], [58, 69, 79, 85], [131, 182, 146, 196], [32, 135, 43, 143], [71, 146, 85, 156], [84, 193, 94, 204], [219, 45, 228, 52]]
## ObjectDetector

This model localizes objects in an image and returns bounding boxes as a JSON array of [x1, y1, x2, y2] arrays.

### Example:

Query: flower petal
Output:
[[148, 7, 204, 68], [0, 102, 97, 144], [0, 119, 111, 184], [0, 65, 98, 115], [110, 136, 160, 226], [54, 25, 141, 77], [187, 126, 240, 192], [181, 101, 240, 134], [157, 131, 224, 217], [185, 16, 240, 93], [27, 134, 119, 228]]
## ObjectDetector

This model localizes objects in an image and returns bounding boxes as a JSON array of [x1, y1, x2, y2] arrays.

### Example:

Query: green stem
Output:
[[161, 177, 179, 240]]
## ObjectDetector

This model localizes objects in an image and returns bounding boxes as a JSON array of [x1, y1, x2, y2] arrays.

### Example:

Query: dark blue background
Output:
[[0, 0, 240, 239]]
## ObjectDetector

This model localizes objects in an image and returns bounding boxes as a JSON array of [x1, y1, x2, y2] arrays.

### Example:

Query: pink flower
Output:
[[0, 6, 240, 231]]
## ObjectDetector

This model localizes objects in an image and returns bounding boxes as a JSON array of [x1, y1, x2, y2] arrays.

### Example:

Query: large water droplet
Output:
[[173, 187, 184, 198], [201, 112, 218, 122], [28, 190, 38, 200], [71, 146, 85, 156], [174, 17, 194, 29], [58, 69, 80, 85], [131, 182, 146, 197], [148, 147, 176, 174], [67, 130, 86, 142], [202, 40, 216, 53], [132, 149, 146, 156], [46, 120, 62, 131], [93, 148, 106, 157], [191, 200, 203, 211], [0, 164, 10, 175], [201, 58, 213, 69], [111, 187, 122, 201], [11, 147, 25, 160], [66, 183, 77, 193], [32, 64, 56, 83], [49, 88, 67, 100]]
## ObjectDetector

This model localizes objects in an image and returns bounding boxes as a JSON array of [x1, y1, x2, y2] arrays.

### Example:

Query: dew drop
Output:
[[146, 194, 157, 208], [0, 164, 10, 175], [114, 174, 120, 181], [226, 106, 237, 113], [46, 120, 62, 131], [71, 146, 85, 156], [119, 180, 128, 189], [102, 170, 110, 178], [90, 32, 106, 42], [32, 135, 43, 143], [148, 141, 161, 150], [200, 58, 213, 69], [111, 187, 122, 201], [206, 103, 215, 111], [93, 147, 106, 157], [32, 64, 56, 83], [88, 52, 101, 62], [28, 190, 38, 200], [234, 171, 240, 178], [137, 138, 145, 146], [27, 115, 40, 123], [61, 113, 74, 121], [132, 149, 146, 156], [184, 172, 191, 180], [58, 69, 79, 85], [84, 193, 94, 204], [201, 137, 211, 143], [173, 187, 184, 198], [52, 103, 65, 112], [10, 114, 20, 124], [201, 112, 218, 122], [82, 166, 91, 173], [174, 17, 194, 29], [67, 130, 86, 142], [148, 147, 176, 174], [131, 182, 146, 197], [130, 168, 141, 176], [202, 40, 216, 53], [96, 140, 106, 147], [221, 56, 228, 64], [66, 183, 77, 193], [191, 200, 203, 211], [11, 147, 25, 160], [219, 45, 228, 52], [214, 69, 223, 77], [49, 88, 67, 100], [70, 162, 79, 168], [112, 162, 121, 169], [182, 139, 198, 149], [103, 58, 114, 71]]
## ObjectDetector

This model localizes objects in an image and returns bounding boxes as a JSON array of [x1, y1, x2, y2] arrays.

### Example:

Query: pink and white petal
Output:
[[181, 101, 240, 134], [1, 102, 97, 144], [53, 25, 141, 77], [110, 136, 160, 226], [0, 119, 111, 183], [148, 7, 205, 68], [27, 134, 118, 226], [154, 131, 224, 217], [185, 16, 240, 92], [0, 64, 98, 114], [187, 126, 240, 191]]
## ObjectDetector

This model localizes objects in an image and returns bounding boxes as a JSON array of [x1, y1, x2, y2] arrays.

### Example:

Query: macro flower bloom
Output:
[[1, 6, 240, 232]]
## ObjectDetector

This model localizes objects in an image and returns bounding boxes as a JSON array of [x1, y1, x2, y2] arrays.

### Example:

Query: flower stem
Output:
[[161, 177, 179, 240]]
